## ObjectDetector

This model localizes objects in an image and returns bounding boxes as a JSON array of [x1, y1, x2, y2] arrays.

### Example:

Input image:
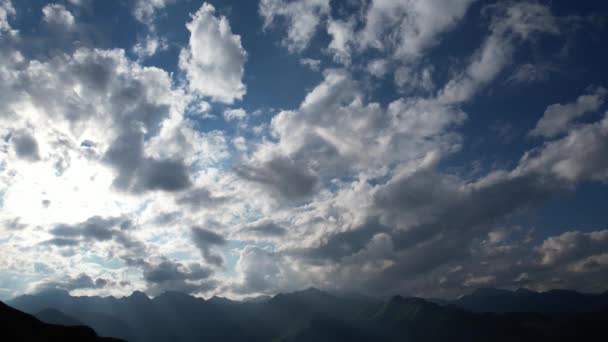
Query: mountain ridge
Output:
[[7, 287, 608, 342]]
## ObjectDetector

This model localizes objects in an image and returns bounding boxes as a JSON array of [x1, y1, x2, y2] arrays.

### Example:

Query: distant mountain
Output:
[[35, 308, 83, 326], [451, 287, 608, 313], [8, 287, 608, 342], [242, 294, 271, 303], [0, 300, 124, 341]]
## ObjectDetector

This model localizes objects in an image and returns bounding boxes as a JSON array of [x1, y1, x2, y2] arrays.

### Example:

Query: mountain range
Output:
[[4, 287, 607, 341]]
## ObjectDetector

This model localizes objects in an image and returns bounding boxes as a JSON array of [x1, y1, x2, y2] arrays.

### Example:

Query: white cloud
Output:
[[259, 0, 330, 53], [299, 57, 321, 71], [42, 4, 75, 30], [538, 230, 608, 266], [0, 0, 15, 34], [439, 1, 560, 104], [530, 87, 607, 138], [223, 108, 247, 122], [327, 18, 355, 64], [133, 35, 168, 60], [359, 0, 475, 59], [179, 3, 247, 104], [133, 0, 177, 27]]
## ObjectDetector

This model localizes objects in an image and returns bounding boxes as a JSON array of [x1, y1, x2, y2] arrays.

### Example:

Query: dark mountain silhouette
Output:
[[0, 300, 124, 341], [451, 287, 608, 313], [8, 287, 608, 342]]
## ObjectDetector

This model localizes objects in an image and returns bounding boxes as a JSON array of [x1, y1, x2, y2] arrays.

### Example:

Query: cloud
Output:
[[42, 4, 75, 31], [530, 87, 606, 138], [45, 216, 145, 259], [133, 35, 168, 60], [191, 227, 227, 267], [223, 108, 247, 121], [299, 58, 321, 71], [142, 259, 215, 295], [506, 63, 558, 84], [36, 273, 108, 293], [241, 221, 287, 237], [360, 0, 475, 59], [176, 187, 228, 211], [439, 1, 560, 104], [132, 0, 178, 27], [232, 246, 303, 295], [259, 0, 330, 53], [538, 230, 608, 266], [11, 130, 40, 161], [516, 112, 608, 182], [0, 0, 15, 34], [235, 156, 318, 201], [237, 69, 464, 203], [179, 2, 247, 104], [326, 18, 354, 64]]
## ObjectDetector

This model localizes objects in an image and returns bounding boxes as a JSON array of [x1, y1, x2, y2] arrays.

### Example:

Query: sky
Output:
[[0, 0, 608, 301]]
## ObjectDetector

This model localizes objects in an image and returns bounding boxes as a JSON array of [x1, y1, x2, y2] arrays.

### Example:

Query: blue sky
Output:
[[0, 0, 607, 300]]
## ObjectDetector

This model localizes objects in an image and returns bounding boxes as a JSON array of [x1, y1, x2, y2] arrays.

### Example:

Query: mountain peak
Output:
[[208, 296, 235, 305], [126, 291, 149, 301]]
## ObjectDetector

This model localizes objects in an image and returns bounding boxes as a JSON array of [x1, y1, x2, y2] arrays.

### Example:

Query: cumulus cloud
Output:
[[179, 3, 247, 104], [42, 3, 75, 30], [232, 246, 305, 295]]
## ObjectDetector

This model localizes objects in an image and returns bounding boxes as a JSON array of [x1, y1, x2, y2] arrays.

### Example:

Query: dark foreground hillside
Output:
[[0, 300, 124, 341], [8, 288, 608, 342]]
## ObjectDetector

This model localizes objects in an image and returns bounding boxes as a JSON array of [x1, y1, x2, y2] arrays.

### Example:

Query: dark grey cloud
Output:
[[153, 211, 181, 225], [142, 259, 216, 296], [104, 126, 191, 193], [45, 216, 145, 258], [242, 221, 287, 237], [235, 156, 317, 200], [45, 237, 80, 247], [191, 227, 227, 267], [143, 260, 212, 283], [176, 187, 228, 210], [138, 158, 191, 192], [290, 219, 388, 263], [36, 273, 108, 293], [11, 131, 40, 161]]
